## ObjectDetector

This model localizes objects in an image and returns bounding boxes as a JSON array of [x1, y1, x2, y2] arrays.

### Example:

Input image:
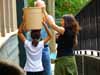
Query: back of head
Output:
[[0, 61, 24, 75], [31, 30, 41, 46], [62, 14, 74, 28], [62, 14, 80, 33], [31, 30, 41, 40], [34, 0, 46, 8]]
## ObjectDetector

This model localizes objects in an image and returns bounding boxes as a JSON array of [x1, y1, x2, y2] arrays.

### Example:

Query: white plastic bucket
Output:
[[23, 7, 43, 30]]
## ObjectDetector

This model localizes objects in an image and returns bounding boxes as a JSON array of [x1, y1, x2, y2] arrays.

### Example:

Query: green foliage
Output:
[[27, 0, 35, 7], [27, 0, 90, 19], [55, 0, 90, 18]]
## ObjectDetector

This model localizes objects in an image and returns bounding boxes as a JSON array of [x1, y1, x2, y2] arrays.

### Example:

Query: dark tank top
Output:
[[57, 27, 75, 57]]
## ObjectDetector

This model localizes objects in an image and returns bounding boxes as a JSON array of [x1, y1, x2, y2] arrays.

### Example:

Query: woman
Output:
[[44, 13, 80, 75]]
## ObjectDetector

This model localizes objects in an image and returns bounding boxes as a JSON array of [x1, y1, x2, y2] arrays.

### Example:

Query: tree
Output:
[[55, 0, 90, 18], [27, 0, 35, 7]]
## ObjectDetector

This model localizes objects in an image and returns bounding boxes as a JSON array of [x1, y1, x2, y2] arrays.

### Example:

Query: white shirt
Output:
[[24, 40, 44, 72]]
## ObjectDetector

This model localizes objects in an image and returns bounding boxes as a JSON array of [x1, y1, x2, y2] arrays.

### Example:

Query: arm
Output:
[[18, 24, 26, 43], [43, 22, 52, 44], [22, 16, 29, 32], [73, 34, 78, 48], [48, 22, 65, 35], [42, 8, 65, 35]]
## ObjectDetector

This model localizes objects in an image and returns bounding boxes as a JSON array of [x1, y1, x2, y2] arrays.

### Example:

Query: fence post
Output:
[[82, 55, 84, 75]]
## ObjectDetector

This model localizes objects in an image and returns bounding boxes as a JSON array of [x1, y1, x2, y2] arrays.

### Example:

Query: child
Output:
[[18, 22, 52, 75]]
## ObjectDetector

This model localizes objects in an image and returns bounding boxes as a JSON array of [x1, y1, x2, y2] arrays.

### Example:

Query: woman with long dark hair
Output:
[[44, 12, 80, 75]]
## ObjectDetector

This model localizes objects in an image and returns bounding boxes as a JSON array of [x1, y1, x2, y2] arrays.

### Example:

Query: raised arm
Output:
[[43, 22, 52, 44], [42, 8, 65, 35], [48, 22, 65, 35], [18, 24, 26, 43]]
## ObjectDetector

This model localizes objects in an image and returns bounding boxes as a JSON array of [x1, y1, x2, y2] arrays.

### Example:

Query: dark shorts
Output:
[[27, 71, 43, 75]]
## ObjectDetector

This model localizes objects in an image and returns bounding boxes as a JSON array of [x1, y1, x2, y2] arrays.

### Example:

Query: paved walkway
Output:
[[51, 64, 55, 75]]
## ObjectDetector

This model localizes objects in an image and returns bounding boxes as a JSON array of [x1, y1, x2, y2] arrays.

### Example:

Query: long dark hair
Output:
[[62, 14, 80, 34], [31, 30, 41, 47], [62, 14, 81, 48]]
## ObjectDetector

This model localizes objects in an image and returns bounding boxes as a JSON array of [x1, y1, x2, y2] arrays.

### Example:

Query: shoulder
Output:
[[48, 15, 55, 21], [47, 15, 55, 25], [24, 40, 28, 44], [48, 15, 53, 18], [24, 40, 31, 47], [38, 40, 44, 48]]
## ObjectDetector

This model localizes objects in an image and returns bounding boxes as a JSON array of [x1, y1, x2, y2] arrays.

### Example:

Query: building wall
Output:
[[0, 34, 19, 64], [75, 0, 100, 74], [0, 0, 19, 64], [76, 0, 100, 50]]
